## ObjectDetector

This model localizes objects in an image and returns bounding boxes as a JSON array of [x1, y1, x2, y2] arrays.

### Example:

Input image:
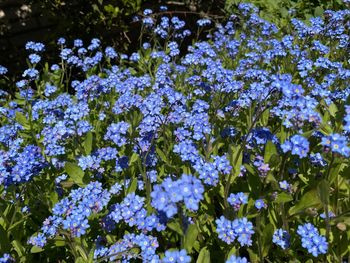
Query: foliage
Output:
[[1, 2, 350, 262], [225, 0, 348, 26]]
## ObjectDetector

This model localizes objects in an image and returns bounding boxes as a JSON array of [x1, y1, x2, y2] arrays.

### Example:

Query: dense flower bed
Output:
[[1, 3, 350, 262]]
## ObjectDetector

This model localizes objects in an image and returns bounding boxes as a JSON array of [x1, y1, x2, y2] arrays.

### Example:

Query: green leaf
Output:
[[184, 224, 199, 253], [0, 225, 10, 251], [264, 140, 277, 163], [83, 132, 93, 155], [156, 147, 168, 163], [12, 240, 25, 257], [317, 180, 329, 206], [15, 112, 30, 129], [129, 152, 139, 165], [75, 257, 85, 263], [314, 6, 324, 17], [227, 246, 237, 259], [261, 108, 270, 126], [127, 178, 138, 194], [31, 246, 44, 253], [289, 189, 321, 215], [328, 103, 338, 117], [229, 145, 243, 178], [167, 221, 184, 236], [76, 245, 88, 261], [196, 247, 211, 263], [274, 192, 293, 203], [65, 162, 85, 186], [262, 223, 274, 257]]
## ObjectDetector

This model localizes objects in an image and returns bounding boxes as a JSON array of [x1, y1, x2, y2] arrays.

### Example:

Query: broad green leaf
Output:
[[196, 247, 211, 263], [264, 140, 277, 163], [184, 224, 199, 253], [167, 221, 184, 236], [83, 132, 93, 155], [127, 178, 138, 194], [15, 112, 30, 129], [227, 246, 237, 259], [314, 6, 324, 17], [65, 162, 85, 186], [129, 152, 139, 165], [228, 145, 243, 178], [262, 223, 274, 257], [274, 192, 293, 203], [289, 189, 321, 215], [156, 147, 168, 163], [31, 246, 44, 253], [75, 257, 85, 263], [261, 108, 270, 126], [247, 248, 258, 262], [317, 180, 329, 206]]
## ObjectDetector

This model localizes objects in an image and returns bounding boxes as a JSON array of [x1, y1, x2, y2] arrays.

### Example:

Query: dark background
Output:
[[0, 0, 347, 82]]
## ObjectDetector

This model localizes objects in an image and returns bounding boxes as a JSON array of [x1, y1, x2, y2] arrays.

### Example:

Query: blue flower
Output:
[[297, 223, 328, 257], [255, 199, 266, 210], [29, 53, 41, 64], [281, 135, 309, 158], [104, 122, 130, 147], [216, 216, 254, 246], [228, 192, 248, 211], [25, 41, 45, 52], [279, 180, 291, 191], [0, 65, 8, 75], [226, 255, 249, 263], [197, 18, 211, 27], [151, 174, 204, 217], [0, 253, 14, 263], [272, 229, 290, 249], [163, 249, 191, 263], [321, 133, 350, 157]]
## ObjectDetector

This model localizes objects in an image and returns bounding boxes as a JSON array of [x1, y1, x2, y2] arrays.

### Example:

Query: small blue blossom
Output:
[[272, 229, 290, 249], [216, 216, 254, 246], [0, 65, 8, 75], [226, 255, 249, 263], [228, 192, 248, 211], [104, 122, 130, 147], [279, 180, 291, 191], [321, 133, 350, 157], [281, 135, 309, 158], [255, 199, 266, 210], [162, 249, 191, 263], [25, 41, 45, 52], [29, 53, 41, 64]]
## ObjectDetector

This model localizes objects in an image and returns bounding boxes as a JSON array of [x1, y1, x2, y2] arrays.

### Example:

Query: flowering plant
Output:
[[1, 3, 350, 262]]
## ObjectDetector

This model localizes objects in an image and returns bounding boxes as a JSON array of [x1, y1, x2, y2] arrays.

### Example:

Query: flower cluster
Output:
[[226, 255, 249, 263], [94, 233, 159, 262], [162, 249, 191, 263], [216, 216, 255, 246], [0, 145, 46, 186], [281, 135, 309, 158], [29, 182, 111, 247], [106, 193, 165, 232], [0, 254, 14, 263], [272, 229, 290, 249], [227, 192, 248, 211], [151, 174, 204, 217], [297, 223, 328, 257], [2, 1, 349, 261]]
